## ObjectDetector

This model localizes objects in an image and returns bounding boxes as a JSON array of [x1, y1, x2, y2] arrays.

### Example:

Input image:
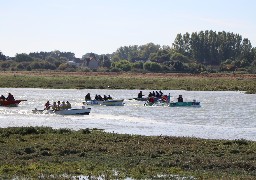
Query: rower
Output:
[[138, 91, 143, 98], [177, 95, 183, 102], [0, 95, 5, 101], [44, 101, 51, 110], [6, 93, 15, 101]]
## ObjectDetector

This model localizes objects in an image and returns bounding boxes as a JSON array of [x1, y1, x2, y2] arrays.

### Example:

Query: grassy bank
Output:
[[0, 127, 255, 179], [0, 71, 255, 93]]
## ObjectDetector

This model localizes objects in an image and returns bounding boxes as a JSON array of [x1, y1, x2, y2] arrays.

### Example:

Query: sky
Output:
[[1, 0, 256, 58]]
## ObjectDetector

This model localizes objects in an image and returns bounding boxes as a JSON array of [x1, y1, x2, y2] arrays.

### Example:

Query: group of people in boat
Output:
[[138, 90, 185, 104], [85, 93, 113, 101], [138, 90, 166, 103], [44, 100, 71, 110], [137, 90, 164, 99], [0, 93, 15, 101]]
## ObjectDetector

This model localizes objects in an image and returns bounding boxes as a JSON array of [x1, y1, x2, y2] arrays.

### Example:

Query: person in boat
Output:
[[152, 91, 156, 97], [103, 95, 108, 101], [6, 93, 15, 101], [0, 95, 6, 101], [60, 101, 67, 110], [159, 90, 163, 97], [96, 95, 103, 101], [66, 101, 71, 109], [44, 101, 51, 110], [85, 93, 91, 101], [95, 94, 99, 100], [57, 101, 61, 110], [148, 96, 154, 103], [177, 95, 183, 102], [167, 93, 171, 104], [148, 92, 153, 97], [161, 95, 168, 102], [138, 91, 143, 98], [155, 91, 160, 98], [52, 102, 57, 111], [108, 95, 112, 100]]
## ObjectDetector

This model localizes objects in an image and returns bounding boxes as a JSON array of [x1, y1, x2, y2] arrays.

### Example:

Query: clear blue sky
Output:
[[1, 0, 255, 58]]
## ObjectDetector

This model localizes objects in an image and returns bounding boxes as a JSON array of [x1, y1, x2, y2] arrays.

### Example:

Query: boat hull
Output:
[[32, 107, 91, 115], [83, 99, 124, 106], [55, 108, 91, 115], [169, 101, 201, 107], [144, 101, 167, 106], [133, 97, 148, 101], [0, 100, 26, 107]]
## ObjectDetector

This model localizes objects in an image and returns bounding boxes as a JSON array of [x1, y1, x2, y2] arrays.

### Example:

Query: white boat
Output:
[[83, 99, 124, 106], [32, 107, 91, 115]]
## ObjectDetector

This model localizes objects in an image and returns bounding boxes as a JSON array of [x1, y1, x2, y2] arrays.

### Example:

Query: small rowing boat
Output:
[[32, 107, 91, 115], [83, 99, 124, 106], [169, 100, 201, 107], [131, 97, 148, 101], [0, 100, 27, 107]]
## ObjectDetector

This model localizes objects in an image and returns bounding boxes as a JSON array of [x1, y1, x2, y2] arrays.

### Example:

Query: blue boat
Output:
[[169, 100, 201, 107]]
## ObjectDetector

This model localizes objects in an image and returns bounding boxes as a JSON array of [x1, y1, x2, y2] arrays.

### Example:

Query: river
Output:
[[0, 88, 255, 141]]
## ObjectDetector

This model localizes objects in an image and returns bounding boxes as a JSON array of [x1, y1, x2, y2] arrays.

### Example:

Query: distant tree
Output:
[[172, 61, 186, 71], [111, 54, 120, 62], [172, 30, 254, 66], [15, 53, 33, 62], [29, 60, 56, 70], [0, 51, 6, 60], [113, 43, 161, 62], [100, 55, 111, 68], [138, 43, 161, 60], [132, 61, 144, 69], [0, 60, 12, 69], [114, 45, 139, 61], [16, 62, 30, 70], [112, 60, 132, 72], [171, 52, 190, 63], [29, 51, 50, 60], [143, 62, 162, 72]]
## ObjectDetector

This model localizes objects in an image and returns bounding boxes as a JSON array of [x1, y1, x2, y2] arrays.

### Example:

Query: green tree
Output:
[[0, 51, 6, 60], [143, 62, 162, 72], [15, 53, 33, 62], [132, 61, 144, 69], [112, 60, 132, 72], [138, 43, 160, 60], [173, 30, 254, 66]]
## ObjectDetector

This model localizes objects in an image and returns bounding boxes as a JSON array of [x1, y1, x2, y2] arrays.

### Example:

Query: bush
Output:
[[110, 67, 121, 72], [143, 62, 162, 72]]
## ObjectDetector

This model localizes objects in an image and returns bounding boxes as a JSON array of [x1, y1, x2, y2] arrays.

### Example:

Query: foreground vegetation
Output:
[[0, 71, 256, 93], [0, 127, 255, 179]]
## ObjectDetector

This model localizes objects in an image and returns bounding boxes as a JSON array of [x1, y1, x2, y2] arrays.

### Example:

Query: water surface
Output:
[[0, 88, 255, 141]]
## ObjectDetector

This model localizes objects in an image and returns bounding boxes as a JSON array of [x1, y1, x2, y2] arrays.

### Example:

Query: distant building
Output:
[[86, 53, 99, 69]]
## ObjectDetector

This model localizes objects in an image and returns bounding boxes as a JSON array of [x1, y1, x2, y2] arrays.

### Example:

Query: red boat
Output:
[[0, 100, 27, 107]]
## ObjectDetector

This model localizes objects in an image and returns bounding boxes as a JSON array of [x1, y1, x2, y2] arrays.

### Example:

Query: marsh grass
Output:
[[0, 71, 255, 93], [0, 127, 255, 179]]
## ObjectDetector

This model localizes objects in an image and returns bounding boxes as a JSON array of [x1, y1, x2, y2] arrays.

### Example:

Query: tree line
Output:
[[0, 30, 256, 73]]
